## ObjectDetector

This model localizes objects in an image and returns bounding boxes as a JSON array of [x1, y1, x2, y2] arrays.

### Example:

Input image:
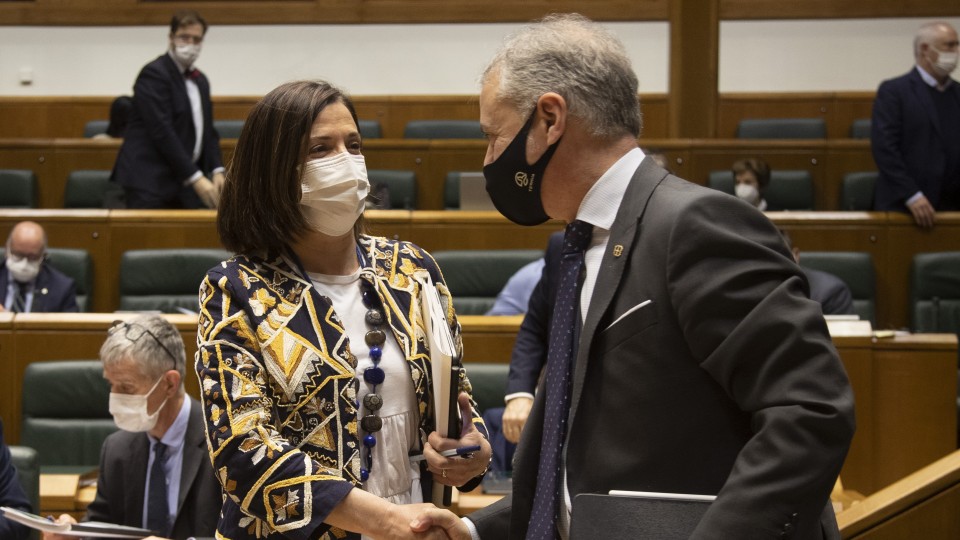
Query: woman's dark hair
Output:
[[732, 158, 771, 190], [170, 10, 208, 35], [106, 96, 133, 138], [218, 80, 360, 255]]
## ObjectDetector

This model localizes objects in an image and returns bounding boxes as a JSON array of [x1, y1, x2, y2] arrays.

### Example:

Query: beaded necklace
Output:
[[358, 279, 387, 482]]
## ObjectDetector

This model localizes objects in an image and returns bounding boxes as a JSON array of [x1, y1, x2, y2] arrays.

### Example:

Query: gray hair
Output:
[[482, 13, 642, 139], [100, 314, 186, 387], [914, 21, 955, 59]]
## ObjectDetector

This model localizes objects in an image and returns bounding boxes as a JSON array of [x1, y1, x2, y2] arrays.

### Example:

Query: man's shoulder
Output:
[[39, 262, 75, 287], [878, 69, 918, 91]]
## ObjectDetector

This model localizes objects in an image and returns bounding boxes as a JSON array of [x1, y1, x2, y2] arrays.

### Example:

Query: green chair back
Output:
[[736, 118, 827, 139], [8, 445, 40, 517], [463, 363, 509, 415], [46, 248, 93, 312], [404, 120, 483, 139], [849, 118, 871, 139], [799, 252, 876, 325], [0, 170, 37, 208], [119, 248, 231, 313], [64, 169, 112, 208], [910, 252, 960, 333], [840, 172, 877, 211], [368, 169, 417, 209], [359, 120, 382, 139], [214, 119, 244, 139], [83, 120, 109, 138], [432, 249, 544, 315]]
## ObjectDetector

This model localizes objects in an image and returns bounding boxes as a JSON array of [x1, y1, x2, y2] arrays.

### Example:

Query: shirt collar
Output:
[[150, 395, 191, 450], [916, 65, 954, 90], [575, 147, 646, 231]]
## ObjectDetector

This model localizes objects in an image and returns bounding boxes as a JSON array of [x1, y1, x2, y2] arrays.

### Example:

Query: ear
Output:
[[535, 92, 567, 146], [163, 370, 182, 396]]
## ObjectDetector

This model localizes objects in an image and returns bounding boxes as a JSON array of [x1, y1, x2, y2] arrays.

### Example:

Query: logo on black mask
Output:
[[482, 109, 561, 226]]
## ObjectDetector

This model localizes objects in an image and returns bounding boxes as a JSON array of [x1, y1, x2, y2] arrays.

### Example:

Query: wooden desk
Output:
[[39, 472, 96, 520]]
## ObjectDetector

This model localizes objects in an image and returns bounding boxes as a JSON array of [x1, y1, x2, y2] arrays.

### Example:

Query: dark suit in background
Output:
[[471, 159, 855, 539], [803, 268, 854, 316], [871, 67, 960, 212], [0, 418, 31, 540], [112, 54, 223, 209], [0, 259, 78, 313], [84, 398, 220, 539]]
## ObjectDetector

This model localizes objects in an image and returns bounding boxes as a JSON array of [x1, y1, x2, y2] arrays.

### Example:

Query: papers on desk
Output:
[[415, 271, 461, 507], [1, 506, 154, 538], [825, 315, 873, 337]]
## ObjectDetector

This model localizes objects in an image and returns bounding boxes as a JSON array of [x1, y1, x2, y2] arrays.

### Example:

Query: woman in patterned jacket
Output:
[[196, 80, 491, 540]]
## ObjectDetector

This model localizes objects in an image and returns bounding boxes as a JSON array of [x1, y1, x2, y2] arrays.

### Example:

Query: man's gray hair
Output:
[[914, 21, 955, 59], [482, 13, 642, 139], [100, 314, 187, 385]]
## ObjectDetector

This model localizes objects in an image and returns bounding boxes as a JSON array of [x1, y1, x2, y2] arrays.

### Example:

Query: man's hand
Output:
[[425, 393, 493, 487], [212, 171, 226, 195], [410, 507, 471, 540], [193, 176, 219, 209], [907, 195, 936, 229], [502, 396, 533, 443], [41, 514, 77, 540]]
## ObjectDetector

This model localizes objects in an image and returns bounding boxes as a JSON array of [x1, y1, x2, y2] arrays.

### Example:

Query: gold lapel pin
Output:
[[612, 245, 623, 257]]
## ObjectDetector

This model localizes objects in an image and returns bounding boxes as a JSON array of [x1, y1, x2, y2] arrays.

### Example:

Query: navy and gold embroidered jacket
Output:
[[196, 235, 487, 539]]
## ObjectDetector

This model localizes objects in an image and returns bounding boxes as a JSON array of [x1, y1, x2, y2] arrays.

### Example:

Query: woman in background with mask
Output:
[[732, 157, 771, 210], [197, 80, 491, 540]]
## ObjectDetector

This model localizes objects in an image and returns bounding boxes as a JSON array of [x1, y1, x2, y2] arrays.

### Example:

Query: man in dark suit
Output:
[[415, 14, 855, 540], [45, 315, 220, 540], [112, 9, 224, 209], [1, 221, 78, 313], [872, 21, 960, 228]]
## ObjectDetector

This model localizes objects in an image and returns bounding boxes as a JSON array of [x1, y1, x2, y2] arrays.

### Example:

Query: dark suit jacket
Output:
[[471, 158, 856, 539], [803, 268, 854, 316], [85, 398, 221, 540], [113, 53, 223, 206], [0, 418, 31, 540], [0, 261, 78, 313], [871, 67, 960, 211]]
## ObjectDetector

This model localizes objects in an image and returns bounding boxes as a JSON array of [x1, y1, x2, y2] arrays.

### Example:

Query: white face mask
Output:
[[6, 254, 41, 284], [173, 43, 201, 66], [300, 152, 370, 237], [931, 47, 958, 76], [735, 183, 761, 207], [109, 375, 168, 433]]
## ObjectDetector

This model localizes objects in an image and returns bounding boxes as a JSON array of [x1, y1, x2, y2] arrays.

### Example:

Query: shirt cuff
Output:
[[212, 167, 225, 176], [504, 392, 534, 405], [462, 517, 481, 540], [184, 170, 203, 186], [905, 191, 924, 206]]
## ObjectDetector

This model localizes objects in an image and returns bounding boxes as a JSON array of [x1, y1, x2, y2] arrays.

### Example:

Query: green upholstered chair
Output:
[[799, 252, 877, 325], [849, 118, 871, 139], [213, 119, 244, 139], [119, 248, 231, 313], [358, 120, 382, 139], [8, 445, 40, 515], [403, 120, 484, 139], [368, 169, 417, 209], [0, 170, 38, 208], [707, 170, 814, 210], [82, 120, 109, 138], [46, 248, 93, 312], [910, 252, 960, 334], [64, 169, 112, 208], [432, 249, 543, 315], [445, 172, 464, 209], [21, 360, 116, 470], [736, 118, 827, 139], [840, 171, 877, 211], [463, 363, 509, 415]]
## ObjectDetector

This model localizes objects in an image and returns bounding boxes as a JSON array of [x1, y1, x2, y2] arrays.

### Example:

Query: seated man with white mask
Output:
[[732, 158, 771, 211], [0, 221, 78, 313], [43, 315, 220, 540]]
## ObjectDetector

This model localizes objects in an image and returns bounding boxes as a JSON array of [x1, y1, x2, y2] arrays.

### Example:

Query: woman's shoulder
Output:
[[361, 235, 438, 274]]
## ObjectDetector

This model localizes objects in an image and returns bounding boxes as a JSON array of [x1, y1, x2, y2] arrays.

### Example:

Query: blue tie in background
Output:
[[527, 219, 593, 539], [147, 442, 170, 536]]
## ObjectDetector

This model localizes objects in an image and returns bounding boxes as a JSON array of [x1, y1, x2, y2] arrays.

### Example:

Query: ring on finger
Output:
[[441, 469, 447, 478]]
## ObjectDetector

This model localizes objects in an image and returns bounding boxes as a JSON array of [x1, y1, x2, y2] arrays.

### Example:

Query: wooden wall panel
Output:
[[717, 93, 877, 139]]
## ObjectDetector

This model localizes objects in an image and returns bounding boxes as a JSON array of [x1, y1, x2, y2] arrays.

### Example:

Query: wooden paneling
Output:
[[668, 0, 719, 138], [717, 92, 877, 139]]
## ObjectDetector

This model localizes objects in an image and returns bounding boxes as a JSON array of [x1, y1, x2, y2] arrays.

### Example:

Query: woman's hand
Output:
[[424, 392, 493, 487]]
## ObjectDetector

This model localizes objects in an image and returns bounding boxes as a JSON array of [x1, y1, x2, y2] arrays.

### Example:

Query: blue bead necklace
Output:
[[359, 279, 387, 483]]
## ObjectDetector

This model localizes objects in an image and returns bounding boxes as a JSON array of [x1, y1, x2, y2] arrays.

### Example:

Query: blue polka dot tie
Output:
[[527, 219, 593, 540]]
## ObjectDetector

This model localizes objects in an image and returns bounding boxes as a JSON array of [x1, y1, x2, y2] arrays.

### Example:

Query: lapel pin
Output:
[[40, 288, 48, 295], [612, 245, 623, 257]]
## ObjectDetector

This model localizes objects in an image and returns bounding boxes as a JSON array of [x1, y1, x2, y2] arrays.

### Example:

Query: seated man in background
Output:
[[733, 157, 771, 210], [781, 230, 855, 316], [1, 221, 78, 313], [0, 417, 32, 540], [44, 315, 220, 540]]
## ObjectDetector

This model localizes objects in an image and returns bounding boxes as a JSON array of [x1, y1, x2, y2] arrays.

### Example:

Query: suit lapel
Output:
[[176, 399, 205, 519], [31, 267, 50, 312], [567, 159, 667, 427], [909, 68, 943, 137], [128, 434, 150, 527]]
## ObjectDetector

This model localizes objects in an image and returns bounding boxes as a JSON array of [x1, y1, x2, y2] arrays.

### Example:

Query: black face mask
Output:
[[482, 109, 561, 226]]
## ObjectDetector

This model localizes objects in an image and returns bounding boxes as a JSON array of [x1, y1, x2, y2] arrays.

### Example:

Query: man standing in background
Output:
[[112, 10, 224, 209], [872, 21, 960, 228]]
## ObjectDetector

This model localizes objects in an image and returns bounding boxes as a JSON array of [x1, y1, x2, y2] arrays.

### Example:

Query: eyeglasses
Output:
[[7, 249, 46, 263], [110, 320, 179, 367]]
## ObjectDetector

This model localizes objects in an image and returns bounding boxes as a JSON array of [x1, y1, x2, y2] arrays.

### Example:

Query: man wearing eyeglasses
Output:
[[111, 9, 224, 210], [0, 221, 78, 313], [43, 315, 220, 540]]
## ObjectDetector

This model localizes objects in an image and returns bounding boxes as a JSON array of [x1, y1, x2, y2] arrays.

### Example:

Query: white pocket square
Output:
[[604, 299, 653, 332]]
